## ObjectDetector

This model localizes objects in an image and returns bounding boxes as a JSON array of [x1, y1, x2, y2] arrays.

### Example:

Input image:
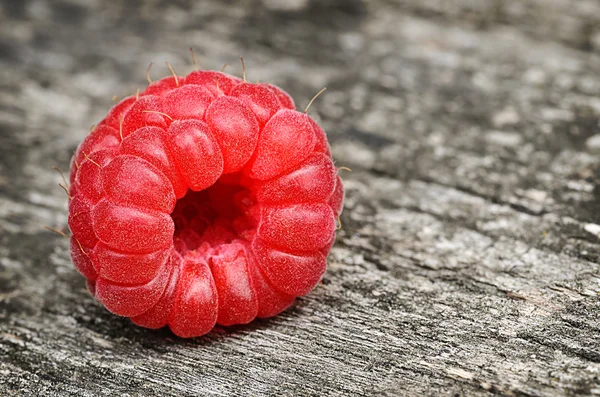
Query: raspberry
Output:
[[68, 62, 344, 338]]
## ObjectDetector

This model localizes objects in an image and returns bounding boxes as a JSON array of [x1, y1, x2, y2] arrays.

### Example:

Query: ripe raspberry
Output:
[[68, 63, 344, 338]]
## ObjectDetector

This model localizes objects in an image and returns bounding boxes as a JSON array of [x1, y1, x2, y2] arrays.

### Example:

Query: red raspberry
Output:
[[68, 64, 344, 338]]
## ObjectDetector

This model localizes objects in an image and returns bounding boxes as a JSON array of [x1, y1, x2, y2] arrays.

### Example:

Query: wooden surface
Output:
[[1, 0, 600, 395]]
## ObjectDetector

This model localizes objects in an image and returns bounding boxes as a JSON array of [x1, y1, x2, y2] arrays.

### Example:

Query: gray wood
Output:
[[1, 0, 599, 395]]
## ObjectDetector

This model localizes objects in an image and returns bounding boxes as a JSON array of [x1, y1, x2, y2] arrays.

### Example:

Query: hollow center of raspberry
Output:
[[170, 173, 257, 258]]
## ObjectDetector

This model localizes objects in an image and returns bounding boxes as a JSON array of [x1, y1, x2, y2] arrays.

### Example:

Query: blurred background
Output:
[[1, 0, 600, 229]]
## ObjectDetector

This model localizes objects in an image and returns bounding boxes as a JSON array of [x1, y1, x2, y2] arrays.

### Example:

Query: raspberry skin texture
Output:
[[68, 68, 344, 338]]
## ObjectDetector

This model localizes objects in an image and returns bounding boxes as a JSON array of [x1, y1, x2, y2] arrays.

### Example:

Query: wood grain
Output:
[[1, 0, 599, 395]]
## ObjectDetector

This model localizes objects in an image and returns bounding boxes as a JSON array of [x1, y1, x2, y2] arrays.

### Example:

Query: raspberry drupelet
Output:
[[68, 65, 344, 338]]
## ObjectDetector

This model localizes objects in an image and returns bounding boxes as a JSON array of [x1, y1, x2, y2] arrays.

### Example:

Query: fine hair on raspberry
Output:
[[67, 58, 344, 338]]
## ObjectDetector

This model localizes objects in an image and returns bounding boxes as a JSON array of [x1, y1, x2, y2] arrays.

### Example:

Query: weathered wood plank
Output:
[[1, 0, 599, 396]]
